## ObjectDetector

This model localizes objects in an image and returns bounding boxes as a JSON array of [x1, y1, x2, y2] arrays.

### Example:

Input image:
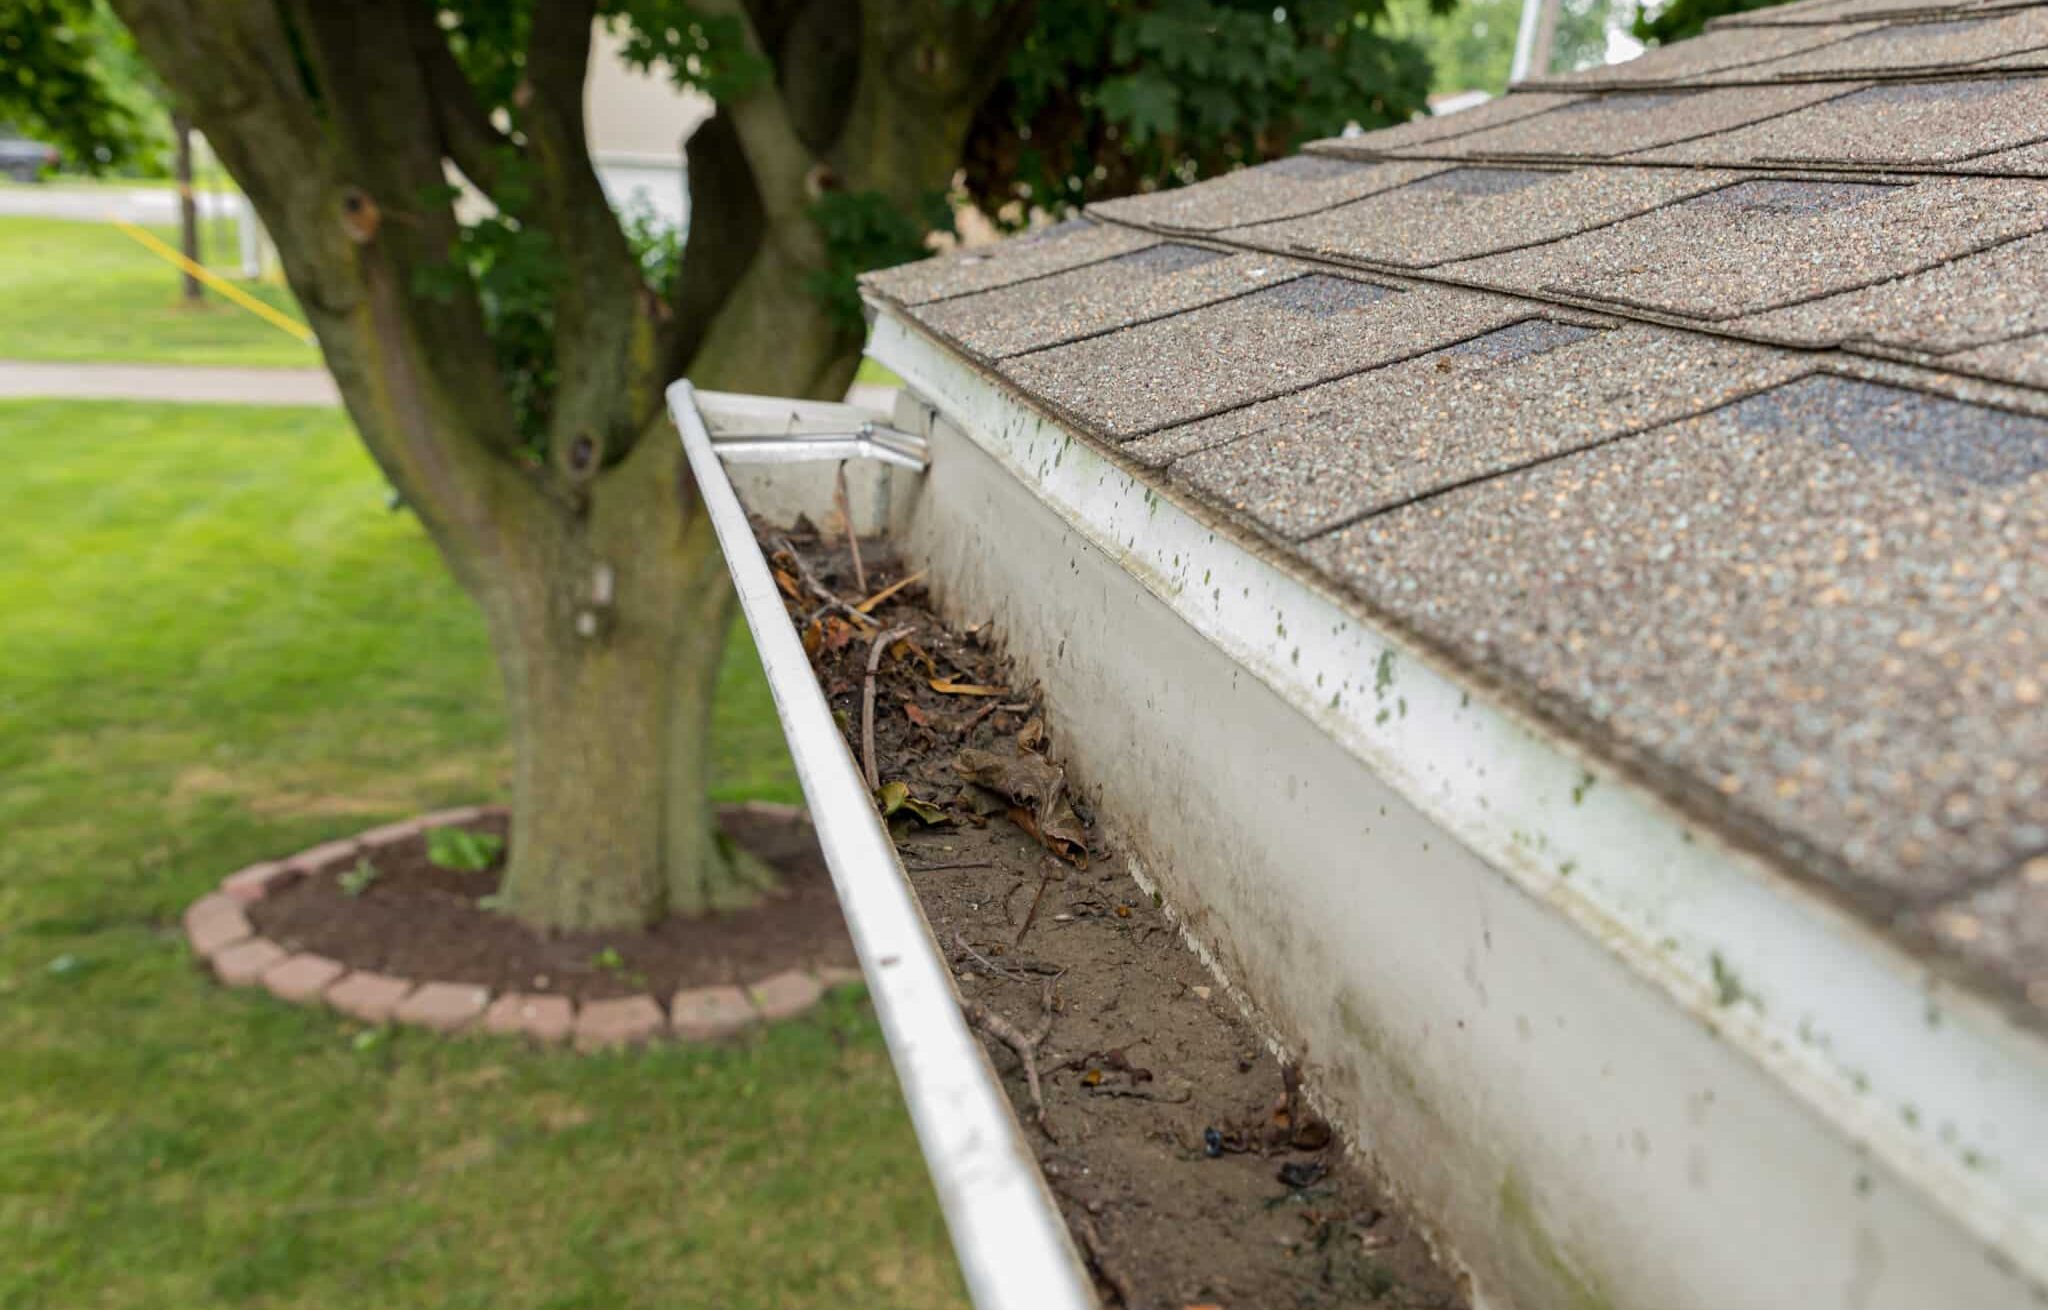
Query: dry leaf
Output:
[[820, 616, 857, 653], [1016, 717, 1045, 752], [930, 678, 1006, 697], [903, 702, 933, 729], [902, 639, 938, 677], [855, 569, 928, 613], [772, 568, 801, 601], [801, 619, 824, 658], [955, 747, 1089, 864]]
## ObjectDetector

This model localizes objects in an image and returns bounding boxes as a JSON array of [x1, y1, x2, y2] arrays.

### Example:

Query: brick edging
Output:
[[186, 805, 859, 1049]]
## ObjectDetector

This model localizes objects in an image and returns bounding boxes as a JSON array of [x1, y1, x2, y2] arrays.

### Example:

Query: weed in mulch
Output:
[[762, 516, 1468, 1310]]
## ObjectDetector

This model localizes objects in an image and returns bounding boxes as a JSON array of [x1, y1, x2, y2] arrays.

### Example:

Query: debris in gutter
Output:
[[759, 516, 1467, 1310]]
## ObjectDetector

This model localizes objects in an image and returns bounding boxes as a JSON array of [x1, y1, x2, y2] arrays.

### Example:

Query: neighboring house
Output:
[[447, 23, 706, 233], [584, 23, 708, 231], [859, 2, 2048, 1307]]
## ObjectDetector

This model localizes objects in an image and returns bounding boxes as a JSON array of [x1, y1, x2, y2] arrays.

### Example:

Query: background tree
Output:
[[0, 0, 158, 170], [1633, 0, 1791, 46], [87, 0, 1435, 931]]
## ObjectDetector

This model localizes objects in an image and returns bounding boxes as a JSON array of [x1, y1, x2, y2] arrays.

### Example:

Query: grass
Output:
[[854, 357, 903, 387], [0, 217, 314, 369], [0, 400, 964, 1310]]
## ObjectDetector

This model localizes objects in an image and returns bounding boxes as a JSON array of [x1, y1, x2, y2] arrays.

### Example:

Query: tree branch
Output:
[[665, 111, 764, 379], [406, 1, 517, 198], [692, 0, 820, 227]]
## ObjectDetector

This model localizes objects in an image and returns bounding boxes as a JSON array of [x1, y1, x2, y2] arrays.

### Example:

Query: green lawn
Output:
[[0, 217, 315, 369], [0, 400, 963, 1310]]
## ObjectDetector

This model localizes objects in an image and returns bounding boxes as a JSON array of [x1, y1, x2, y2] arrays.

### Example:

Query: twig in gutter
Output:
[[1087, 1084, 1191, 1104], [1015, 859, 1061, 946], [775, 535, 871, 629], [861, 624, 916, 791], [952, 931, 1063, 983], [962, 977, 1058, 1140], [835, 462, 868, 596], [1071, 1212, 1141, 1309], [903, 859, 997, 873], [958, 699, 1003, 736]]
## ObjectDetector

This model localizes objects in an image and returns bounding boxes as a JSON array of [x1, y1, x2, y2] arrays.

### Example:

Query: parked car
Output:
[[0, 132, 60, 183]]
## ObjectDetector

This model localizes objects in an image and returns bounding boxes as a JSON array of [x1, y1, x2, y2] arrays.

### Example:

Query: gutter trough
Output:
[[668, 382, 1098, 1310]]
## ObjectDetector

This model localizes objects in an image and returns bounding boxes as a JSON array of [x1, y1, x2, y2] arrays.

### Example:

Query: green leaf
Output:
[[425, 826, 504, 873]]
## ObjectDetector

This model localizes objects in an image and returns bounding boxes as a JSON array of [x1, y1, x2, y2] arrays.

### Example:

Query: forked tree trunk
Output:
[[109, 0, 1016, 932]]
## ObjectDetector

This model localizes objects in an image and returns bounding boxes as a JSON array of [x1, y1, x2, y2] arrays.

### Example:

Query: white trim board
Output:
[[870, 308, 2048, 1310]]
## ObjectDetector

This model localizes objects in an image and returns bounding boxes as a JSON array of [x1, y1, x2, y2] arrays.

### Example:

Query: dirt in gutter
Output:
[[761, 514, 1469, 1310]]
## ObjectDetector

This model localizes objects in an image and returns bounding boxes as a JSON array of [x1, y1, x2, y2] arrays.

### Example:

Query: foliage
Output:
[[1383, 0, 1613, 91], [416, 173, 685, 458], [806, 189, 956, 333], [0, 0, 155, 170], [339, 858, 382, 897], [426, 826, 505, 872], [960, 0, 1441, 223], [604, 0, 770, 102], [1634, 0, 1790, 45]]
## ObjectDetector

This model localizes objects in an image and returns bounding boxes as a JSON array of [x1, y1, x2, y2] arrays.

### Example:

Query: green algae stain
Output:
[[1499, 1170, 1618, 1310]]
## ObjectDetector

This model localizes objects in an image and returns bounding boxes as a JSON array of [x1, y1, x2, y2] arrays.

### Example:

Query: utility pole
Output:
[[172, 111, 202, 303], [1510, 0, 1563, 84]]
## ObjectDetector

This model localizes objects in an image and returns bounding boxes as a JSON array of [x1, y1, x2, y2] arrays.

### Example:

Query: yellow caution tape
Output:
[[109, 217, 318, 347]]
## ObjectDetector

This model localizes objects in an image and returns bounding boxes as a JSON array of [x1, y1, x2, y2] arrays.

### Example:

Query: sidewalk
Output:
[[0, 359, 899, 414], [0, 359, 339, 406]]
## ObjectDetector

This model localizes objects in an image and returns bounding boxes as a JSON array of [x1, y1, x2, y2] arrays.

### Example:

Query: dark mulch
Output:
[[248, 807, 855, 1002]]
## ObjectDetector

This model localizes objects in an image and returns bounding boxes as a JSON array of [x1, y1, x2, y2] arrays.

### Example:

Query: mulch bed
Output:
[[765, 515, 1469, 1310], [248, 807, 855, 1004]]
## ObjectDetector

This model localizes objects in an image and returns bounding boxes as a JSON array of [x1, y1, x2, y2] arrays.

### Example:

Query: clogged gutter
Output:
[[761, 516, 1469, 1310]]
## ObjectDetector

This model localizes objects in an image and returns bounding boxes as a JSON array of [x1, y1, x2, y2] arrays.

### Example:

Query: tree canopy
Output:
[[0, 0, 161, 169]]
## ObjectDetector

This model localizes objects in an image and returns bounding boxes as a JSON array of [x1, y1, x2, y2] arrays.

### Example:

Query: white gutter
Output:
[[667, 381, 1098, 1310]]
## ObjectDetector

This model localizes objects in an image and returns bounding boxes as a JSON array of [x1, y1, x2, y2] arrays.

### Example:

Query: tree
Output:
[[88, 1, 1434, 931], [1634, 0, 1791, 47], [0, 0, 157, 170]]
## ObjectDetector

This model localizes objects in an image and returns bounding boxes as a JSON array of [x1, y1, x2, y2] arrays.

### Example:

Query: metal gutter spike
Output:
[[694, 387, 929, 470], [667, 381, 1098, 1310]]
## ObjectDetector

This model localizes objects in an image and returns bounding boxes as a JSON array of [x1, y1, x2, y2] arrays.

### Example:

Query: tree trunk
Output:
[[171, 111, 201, 301], [472, 420, 767, 931]]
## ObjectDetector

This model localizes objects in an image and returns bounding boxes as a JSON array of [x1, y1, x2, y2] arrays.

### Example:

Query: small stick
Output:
[[961, 977, 1058, 1139], [903, 859, 996, 873], [773, 535, 867, 629], [862, 625, 915, 791], [1015, 864, 1056, 946], [835, 462, 868, 596], [1071, 1212, 1141, 1309], [952, 931, 1063, 983]]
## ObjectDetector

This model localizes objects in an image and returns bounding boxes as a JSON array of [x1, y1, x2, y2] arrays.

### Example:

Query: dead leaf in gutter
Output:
[[855, 569, 927, 613], [955, 746, 1089, 865]]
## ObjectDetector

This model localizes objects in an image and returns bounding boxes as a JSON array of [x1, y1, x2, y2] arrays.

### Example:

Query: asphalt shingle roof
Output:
[[862, 0, 2048, 1019]]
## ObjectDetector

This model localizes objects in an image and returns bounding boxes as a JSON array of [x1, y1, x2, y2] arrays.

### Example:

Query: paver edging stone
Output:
[[187, 809, 848, 1050]]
